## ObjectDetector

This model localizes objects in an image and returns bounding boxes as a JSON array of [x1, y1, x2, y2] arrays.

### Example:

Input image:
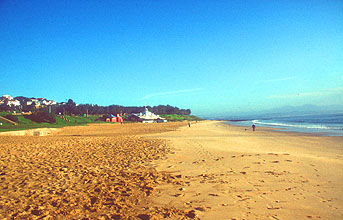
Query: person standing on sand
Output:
[[252, 124, 256, 131], [188, 121, 191, 127]]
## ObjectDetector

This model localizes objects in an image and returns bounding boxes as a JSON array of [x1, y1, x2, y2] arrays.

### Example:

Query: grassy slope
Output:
[[0, 113, 104, 132], [161, 114, 202, 122], [0, 112, 203, 132]]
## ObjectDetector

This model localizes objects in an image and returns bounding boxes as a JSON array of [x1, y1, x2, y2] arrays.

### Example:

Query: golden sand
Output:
[[0, 122, 196, 219], [1, 121, 342, 219], [145, 121, 343, 219]]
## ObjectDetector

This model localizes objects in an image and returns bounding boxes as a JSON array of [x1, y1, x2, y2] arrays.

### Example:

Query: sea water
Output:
[[225, 114, 343, 136]]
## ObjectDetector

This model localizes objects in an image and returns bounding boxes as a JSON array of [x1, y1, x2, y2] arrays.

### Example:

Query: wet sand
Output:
[[145, 121, 343, 219], [0, 122, 195, 219]]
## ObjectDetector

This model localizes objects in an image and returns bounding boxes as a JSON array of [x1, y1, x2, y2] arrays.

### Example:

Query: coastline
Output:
[[145, 120, 343, 219], [224, 116, 343, 137], [223, 120, 330, 137]]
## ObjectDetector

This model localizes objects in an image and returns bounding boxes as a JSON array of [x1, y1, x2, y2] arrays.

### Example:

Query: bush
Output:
[[4, 114, 19, 123], [25, 111, 56, 123]]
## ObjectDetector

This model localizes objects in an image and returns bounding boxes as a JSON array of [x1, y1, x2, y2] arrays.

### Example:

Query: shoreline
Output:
[[224, 120, 342, 137]]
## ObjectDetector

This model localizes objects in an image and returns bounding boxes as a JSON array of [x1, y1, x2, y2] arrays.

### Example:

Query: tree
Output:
[[65, 99, 78, 115], [25, 111, 56, 123], [22, 102, 36, 112]]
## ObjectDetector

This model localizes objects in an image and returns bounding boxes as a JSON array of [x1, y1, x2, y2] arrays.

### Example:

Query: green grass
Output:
[[0, 112, 104, 132], [161, 114, 203, 122], [63, 115, 101, 123]]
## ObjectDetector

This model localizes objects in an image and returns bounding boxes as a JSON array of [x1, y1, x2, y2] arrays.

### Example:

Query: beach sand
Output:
[[144, 121, 343, 219], [0, 122, 195, 219], [1, 121, 342, 219]]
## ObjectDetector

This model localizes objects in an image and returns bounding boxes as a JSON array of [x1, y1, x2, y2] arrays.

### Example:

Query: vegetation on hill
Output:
[[0, 112, 103, 132], [1, 96, 191, 116], [4, 114, 18, 123], [24, 111, 56, 123], [0, 96, 202, 132], [161, 114, 203, 122], [57, 99, 191, 116]]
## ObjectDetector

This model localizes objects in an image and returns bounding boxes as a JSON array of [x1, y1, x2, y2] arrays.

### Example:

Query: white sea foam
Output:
[[252, 120, 343, 130]]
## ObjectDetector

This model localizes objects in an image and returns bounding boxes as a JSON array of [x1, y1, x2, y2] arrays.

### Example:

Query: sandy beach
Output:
[[1, 121, 342, 219], [145, 121, 343, 219], [0, 122, 193, 219]]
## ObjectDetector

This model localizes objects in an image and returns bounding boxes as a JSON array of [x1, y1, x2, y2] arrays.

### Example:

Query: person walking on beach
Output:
[[252, 124, 256, 131], [188, 121, 191, 127]]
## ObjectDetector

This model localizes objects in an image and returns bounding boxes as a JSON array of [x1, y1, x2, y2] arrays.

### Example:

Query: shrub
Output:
[[4, 114, 19, 123], [25, 111, 56, 123]]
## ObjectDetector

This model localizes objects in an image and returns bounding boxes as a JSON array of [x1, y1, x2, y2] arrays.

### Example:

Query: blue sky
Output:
[[1, 0, 342, 116]]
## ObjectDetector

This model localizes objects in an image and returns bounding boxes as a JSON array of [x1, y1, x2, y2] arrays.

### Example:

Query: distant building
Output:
[[0, 94, 58, 109], [133, 107, 167, 123], [1, 95, 13, 100], [105, 114, 123, 123], [7, 100, 21, 106], [0, 95, 20, 106]]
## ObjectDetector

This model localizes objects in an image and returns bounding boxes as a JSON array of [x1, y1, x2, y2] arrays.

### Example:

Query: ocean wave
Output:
[[252, 120, 343, 130]]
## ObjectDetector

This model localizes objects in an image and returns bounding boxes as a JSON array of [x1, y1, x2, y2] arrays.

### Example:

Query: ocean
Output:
[[225, 113, 343, 136]]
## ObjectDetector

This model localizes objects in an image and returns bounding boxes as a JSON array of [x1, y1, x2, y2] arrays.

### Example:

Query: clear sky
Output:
[[1, 0, 342, 116]]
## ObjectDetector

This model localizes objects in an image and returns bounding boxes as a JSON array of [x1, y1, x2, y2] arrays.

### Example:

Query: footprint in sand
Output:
[[208, 193, 219, 197], [171, 193, 184, 197], [267, 205, 281, 210], [195, 206, 210, 211]]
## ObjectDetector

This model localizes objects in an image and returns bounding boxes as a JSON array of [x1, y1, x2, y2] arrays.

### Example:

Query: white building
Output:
[[7, 100, 21, 106], [135, 107, 167, 123], [1, 95, 13, 100]]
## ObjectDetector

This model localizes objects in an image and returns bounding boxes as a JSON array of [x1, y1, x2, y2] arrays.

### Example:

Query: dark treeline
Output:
[[58, 99, 191, 116], [1, 98, 191, 116]]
